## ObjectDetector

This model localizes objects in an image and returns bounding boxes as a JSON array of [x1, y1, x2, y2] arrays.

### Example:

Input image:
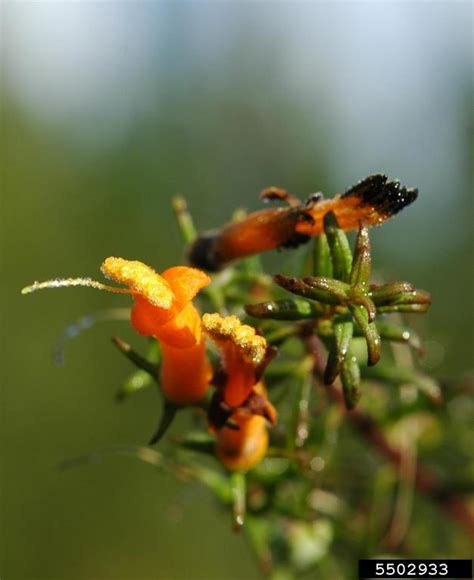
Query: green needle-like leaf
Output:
[[349, 288, 377, 322], [324, 321, 354, 385], [350, 224, 371, 286], [117, 370, 153, 402], [313, 233, 333, 277], [149, 402, 178, 445], [386, 289, 432, 306], [323, 212, 352, 282], [370, 282, 415, 304], [112, 336, 159, 376], [274, 274, 346, 305], [173, 432, 215, 455], [349, 305, 381, 366], [340, 348, 361, 409], [245, 298, 322, 320], [184, 464, 232, 503], [117, 340, 161, 401], [377, 303, 431, 314], [303, 276, 350, 303], [172, 196, 197, 243]]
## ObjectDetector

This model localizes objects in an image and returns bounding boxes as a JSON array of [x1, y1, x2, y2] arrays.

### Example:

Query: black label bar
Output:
[[359, 559, 472, 579]]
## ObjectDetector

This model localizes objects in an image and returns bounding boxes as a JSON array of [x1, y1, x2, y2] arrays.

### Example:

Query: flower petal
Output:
[[202, 313, 268, 367], [161, 266, 211, 307], [154, 303, 202, 348], [101, 257, 173, 308]]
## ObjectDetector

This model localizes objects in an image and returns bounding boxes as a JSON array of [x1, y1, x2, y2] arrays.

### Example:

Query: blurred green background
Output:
[[1, 2, 472, 579]]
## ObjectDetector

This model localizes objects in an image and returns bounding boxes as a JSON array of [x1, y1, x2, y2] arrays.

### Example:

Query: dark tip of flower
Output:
[[342, 173, 418, 218], [280, 232, 312, 250], [187, 231, 221, 271]]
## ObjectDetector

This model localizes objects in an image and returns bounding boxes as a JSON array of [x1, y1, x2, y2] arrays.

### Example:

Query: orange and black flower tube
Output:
[[202, 313, 276, 471], [22, 258, 212, 406], [188, 174, 418, 271]]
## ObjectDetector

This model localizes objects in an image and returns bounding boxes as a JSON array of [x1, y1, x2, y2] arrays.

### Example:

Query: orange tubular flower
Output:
[[103, 259, 212, 405], [188, 174, 418, 271], [23, 258, 212, 406], [202, 313, 272, 408], [202, 313, 276, 472]]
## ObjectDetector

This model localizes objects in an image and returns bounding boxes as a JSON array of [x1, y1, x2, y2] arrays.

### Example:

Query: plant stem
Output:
[[231, 471, 247, 531]]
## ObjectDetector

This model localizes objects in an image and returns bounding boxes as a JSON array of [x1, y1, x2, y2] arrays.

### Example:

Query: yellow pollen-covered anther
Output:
[[101, 257, 173, 308], [202, 313, 268, 366]]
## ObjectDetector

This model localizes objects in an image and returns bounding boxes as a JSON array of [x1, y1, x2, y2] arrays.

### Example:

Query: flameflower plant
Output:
[[23, 176, 472, 577]]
